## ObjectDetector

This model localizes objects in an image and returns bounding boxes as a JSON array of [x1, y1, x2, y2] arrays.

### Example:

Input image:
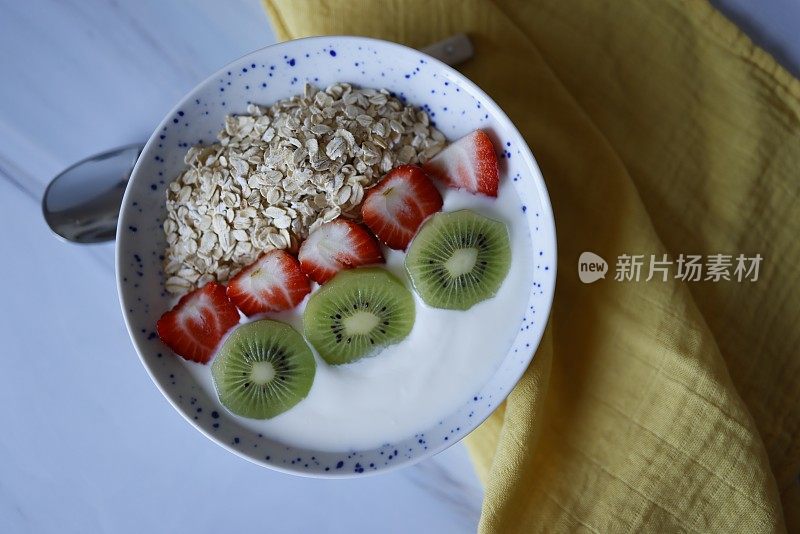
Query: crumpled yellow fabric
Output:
[[263, 0, 799, 531]]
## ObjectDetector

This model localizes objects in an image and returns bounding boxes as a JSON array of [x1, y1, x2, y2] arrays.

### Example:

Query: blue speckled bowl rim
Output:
[[116, 35, 557, 478]]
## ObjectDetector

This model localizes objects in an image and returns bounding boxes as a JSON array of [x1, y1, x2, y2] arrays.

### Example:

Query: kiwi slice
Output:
[[211, 320, 315, 419], [304, 268, 415, 365], [405, 210, 511, 310]]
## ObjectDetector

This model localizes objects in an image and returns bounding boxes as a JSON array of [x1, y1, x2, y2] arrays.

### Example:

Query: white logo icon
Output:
[[578, 252, 608, 284]]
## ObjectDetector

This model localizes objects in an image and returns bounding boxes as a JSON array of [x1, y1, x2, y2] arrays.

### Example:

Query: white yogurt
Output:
[[185, 181, 533, 451]]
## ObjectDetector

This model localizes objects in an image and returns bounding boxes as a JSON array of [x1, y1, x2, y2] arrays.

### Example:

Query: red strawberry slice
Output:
[[156, 282, 240, 364], [298, 219, 384, 284], [226, 250, 311, 316], [423, 129, 500, 197], [361, 165, 443, 250]]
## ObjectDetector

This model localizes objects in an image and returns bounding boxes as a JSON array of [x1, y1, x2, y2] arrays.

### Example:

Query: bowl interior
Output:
[[117, 36, 556, 477]]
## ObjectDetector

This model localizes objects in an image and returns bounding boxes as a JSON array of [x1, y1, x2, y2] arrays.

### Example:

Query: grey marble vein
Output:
[[0, 154, 41, 203]]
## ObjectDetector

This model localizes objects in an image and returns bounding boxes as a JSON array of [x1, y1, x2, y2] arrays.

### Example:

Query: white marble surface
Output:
[[0, 2, 485, 533], [0, 1, 797, 532]]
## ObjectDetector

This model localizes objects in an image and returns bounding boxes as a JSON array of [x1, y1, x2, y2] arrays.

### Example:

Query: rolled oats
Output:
[[163, 83, 447, 294]]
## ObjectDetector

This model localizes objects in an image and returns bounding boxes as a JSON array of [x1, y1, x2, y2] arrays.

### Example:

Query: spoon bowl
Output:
[[42, 144, 143, 243]]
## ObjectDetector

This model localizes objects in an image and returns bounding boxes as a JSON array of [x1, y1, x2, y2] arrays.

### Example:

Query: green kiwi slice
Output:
[[405, 210, 511, 310], [303, 268, 415, 365], [211, 320, 315, 419]]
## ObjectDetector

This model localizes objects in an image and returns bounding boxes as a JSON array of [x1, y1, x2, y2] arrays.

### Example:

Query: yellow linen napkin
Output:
[[263, 1, 798, 531]]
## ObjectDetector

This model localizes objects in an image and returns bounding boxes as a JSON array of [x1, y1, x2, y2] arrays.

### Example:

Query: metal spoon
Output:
[[42, 34, 473, 243]]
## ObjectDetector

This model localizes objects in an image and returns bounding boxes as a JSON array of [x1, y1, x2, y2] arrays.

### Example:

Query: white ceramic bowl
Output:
[[117, 36, 556, 477]]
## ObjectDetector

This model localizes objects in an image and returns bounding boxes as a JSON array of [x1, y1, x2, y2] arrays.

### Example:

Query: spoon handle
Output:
[[421, 33, 474, 66]]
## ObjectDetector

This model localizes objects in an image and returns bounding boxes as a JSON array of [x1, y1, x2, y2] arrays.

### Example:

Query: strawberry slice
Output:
[[298, 219, 384, 284], [361, 165, 443, 250], [156, 282, 240, 364], [423, 129, 500, 197], [226, 250, 311, 316]]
